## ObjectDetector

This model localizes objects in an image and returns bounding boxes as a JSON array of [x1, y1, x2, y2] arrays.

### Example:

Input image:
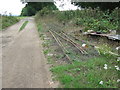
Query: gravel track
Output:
[[2, 17, 55, 88]]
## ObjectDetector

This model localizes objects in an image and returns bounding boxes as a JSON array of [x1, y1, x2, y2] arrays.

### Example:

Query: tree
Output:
[[21, 2, 57, 16], [73, 2, 120, 11]]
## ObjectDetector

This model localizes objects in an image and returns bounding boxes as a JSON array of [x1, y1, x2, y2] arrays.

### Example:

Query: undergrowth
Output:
[[36, 7, 119, 33], [2, 15, 19, 30], [35, 8, 119, 88], [51, 55, 119, 88]]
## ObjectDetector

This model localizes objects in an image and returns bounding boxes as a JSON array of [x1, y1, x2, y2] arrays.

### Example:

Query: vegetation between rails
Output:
[[1, 15, 19, 30], [35, 18, 119, 88], [35, 6, 119, 88], [19, 21, 28, 31]]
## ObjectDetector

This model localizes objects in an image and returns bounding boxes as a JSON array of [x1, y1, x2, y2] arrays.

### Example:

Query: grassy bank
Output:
[[36, 7, 119, 34], [35, 8, 119, 88], [2, 15, 19, 30], [17, 16, 27, 21], [50, 51, 119, 88]]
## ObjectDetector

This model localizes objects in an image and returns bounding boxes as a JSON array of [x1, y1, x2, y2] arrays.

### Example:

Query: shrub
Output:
[[2, 15, 19, 29], [35, 7, 119, 33]]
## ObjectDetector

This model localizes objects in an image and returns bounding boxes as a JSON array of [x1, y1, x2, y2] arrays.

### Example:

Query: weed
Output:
[[2, 15, 19, 29], [43, 49, 51, 55], [42, 41, 49, 47], [37, 23, 42, 32], [47, 56, 55, 64], [35, 7, 119, 88], [95, 44, 118, 58], [19, 21, 28, 31], [55, 54, 64, 59], [51, 55, 119, 88], [16, 16, 26, 20], [36, 7, 119, 33]]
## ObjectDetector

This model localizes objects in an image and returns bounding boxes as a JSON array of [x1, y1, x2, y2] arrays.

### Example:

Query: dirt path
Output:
[[2, 17, 55, 88]]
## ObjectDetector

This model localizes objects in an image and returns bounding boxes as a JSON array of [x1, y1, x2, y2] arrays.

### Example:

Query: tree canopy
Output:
[[21, 2, 57, 16], [73, 2, 120, 11]]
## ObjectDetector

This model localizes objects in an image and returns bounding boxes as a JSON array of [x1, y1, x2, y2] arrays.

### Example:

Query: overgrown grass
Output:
[[50, 44, 119, 88], [51, 55, 119, 88], [37, 21, 119, 88], [19, 21, 28, 31], [37, 23, 43, 32], [36, 7, 119, 33], [2, 15, 19, 30], [35, 8, 119, 88], [56, 8, 119, 33], [17, 16, 26, 20]]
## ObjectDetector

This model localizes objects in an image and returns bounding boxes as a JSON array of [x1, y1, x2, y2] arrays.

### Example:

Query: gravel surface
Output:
[[2, 17, 55, 88]]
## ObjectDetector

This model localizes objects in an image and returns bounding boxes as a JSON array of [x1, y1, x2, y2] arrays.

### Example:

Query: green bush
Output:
[[39, 7, 50, 16], [35, 7, 119, 33], [2, 16, 19, 29], [73, 8, 118, 33]]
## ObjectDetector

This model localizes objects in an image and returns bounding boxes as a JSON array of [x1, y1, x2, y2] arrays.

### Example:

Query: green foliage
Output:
[[35, 6, 58, 18], [51, 56, 119, 88], [76, 17, 117, 33], [17, 16, 26, 20], [2, 15, 19, 29], [21, 2, 57, 16], [35, 7, 118, 33], [44, 49, 50, 55], [95, 45, 118, 58], [74, 2, 119, 11], [39, 7, 51, 16], [37, 24, 42, 32], [21, 5, 36, 16], [55, 10, 76, 22], [35, 4, 119, 88], [53, 8, 119, 33]]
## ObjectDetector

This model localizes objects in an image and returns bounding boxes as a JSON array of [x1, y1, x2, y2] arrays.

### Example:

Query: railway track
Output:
[[48, 28, 89, 63], [52, 30, 88, 54], [45, 23, 100, 63], [64, 32, 96, 47], [43, 22, 119, 64], [49, 30, 72, 63], [48, 23, 95, 47]]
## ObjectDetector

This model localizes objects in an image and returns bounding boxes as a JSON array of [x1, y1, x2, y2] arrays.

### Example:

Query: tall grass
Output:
[[36, 7, 119, 33], [35, 7, 119, 88], [2, 15, 19, 30], [51, 55, 119, 88]]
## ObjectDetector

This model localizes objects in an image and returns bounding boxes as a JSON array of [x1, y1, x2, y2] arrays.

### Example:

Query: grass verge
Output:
[[16, 16, 26, 20], [35, 16, 119, 88], [51, 55, 119, 88], [2, 15, 19, 30], [19, 21, 28, 31]]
